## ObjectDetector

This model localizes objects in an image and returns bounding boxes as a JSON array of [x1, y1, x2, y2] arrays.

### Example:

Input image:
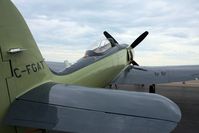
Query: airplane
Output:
[[0, 0, 199, 133]]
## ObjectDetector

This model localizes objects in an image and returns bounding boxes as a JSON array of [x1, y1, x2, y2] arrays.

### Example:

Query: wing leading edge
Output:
[[113, 65, 199, 85], [5, 82, 181, 133]]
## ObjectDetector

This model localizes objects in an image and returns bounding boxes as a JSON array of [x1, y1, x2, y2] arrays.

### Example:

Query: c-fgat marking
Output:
[[13, 61, 45, 78]]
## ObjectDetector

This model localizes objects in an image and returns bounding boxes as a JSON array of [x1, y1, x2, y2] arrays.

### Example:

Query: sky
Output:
[[11, 0, 199, 66]]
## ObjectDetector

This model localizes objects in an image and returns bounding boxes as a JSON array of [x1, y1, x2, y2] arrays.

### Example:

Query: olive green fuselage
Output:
[[53, 49, 128, 87]]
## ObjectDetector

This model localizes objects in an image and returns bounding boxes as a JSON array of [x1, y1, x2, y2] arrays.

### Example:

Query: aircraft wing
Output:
[[113, 65, 199, 85], [5, 82, 180, 133]]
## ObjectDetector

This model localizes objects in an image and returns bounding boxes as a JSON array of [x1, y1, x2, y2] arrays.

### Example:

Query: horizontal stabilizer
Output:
[[5, 82, 181, 133]]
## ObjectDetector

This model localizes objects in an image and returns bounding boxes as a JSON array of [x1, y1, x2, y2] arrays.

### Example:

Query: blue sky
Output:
[[11, 0, 199, 65]]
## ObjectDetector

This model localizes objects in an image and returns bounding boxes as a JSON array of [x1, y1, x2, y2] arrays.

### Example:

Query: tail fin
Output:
[[0, 0, 43, 60], [0, 0, 51, 101]]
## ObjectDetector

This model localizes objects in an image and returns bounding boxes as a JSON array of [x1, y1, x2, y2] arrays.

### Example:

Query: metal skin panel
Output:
[[0, 78, 15, 133], [0, 48, 16, 133], [5, 82, 181, 133], [113, 65, 199, 85]]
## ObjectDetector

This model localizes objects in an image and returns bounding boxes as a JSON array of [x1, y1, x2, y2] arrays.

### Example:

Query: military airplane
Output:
[[1, 0, 199, 133]]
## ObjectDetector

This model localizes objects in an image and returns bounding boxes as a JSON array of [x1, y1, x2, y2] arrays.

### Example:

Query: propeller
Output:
[[103, 31, 118, 47], [131, 60, 139, 66], [130, 31, 148, 49], [103, 31, 149, 66]]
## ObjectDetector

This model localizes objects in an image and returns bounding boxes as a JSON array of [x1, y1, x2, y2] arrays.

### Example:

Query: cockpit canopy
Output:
[[94, 39, 112, 53], [85, 38, 116, 57]]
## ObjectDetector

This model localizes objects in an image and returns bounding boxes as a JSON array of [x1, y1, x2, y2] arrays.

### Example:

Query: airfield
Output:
[[116, 80, 199, 133]]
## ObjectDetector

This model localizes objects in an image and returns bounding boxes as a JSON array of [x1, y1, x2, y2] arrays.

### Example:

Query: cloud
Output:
[[39, 44, 85, 62], [26, 16, 95, 47], [11, 0, 199, 65]]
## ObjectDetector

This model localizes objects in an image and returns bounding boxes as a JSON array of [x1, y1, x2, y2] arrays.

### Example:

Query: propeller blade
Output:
[[132, 60, 139, 66], [130, 31, 148, 49], [103, 31, 118, 44]]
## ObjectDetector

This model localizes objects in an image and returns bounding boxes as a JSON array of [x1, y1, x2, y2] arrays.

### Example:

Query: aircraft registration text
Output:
[[13, 61, 45, 78]]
